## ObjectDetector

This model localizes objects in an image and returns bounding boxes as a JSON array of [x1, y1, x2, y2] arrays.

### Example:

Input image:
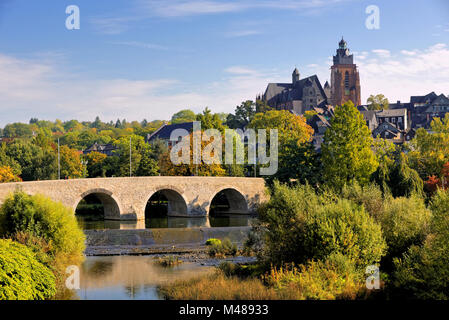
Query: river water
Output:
[[74, 215, 256, 299], [74, 255, 214, 300], [77, 215, 255, 230]]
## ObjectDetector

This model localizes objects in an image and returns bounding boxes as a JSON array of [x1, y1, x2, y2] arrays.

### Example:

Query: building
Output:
[[83, 143, 117, 156], [261, 69, 329, 115], [146, 122, 194, 147], [376, 108, 408, 131], [330, 38, 361, 107]]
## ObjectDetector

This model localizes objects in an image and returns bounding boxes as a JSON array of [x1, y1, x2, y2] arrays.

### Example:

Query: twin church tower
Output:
[[262, 38, 361, 114]]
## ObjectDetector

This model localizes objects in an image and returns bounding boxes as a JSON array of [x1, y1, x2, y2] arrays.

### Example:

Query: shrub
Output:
[[257, 182, 386, 269], [0, 239, 56, 300], [341, 182, 384, 219], [303, 199, 386, 268], [155, 256, 183, 267], [205, 238, 221, 246], [392, 190, 449, 299], [379, 195, 431, 271], [0, 191, 85, 295], [256, 182, 320, 264], [208, 238, 238, 258], [0, 191, 85, 268], [264, 255, 365, 300]]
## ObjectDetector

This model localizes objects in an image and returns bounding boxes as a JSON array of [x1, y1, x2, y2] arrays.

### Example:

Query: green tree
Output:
[[267, 140, 322, 186], [196, 107, 226, 132], [171, 109, 196, 124], [408, 114, 449, 179], [136, 144, 160, 176], [322, 101, 378, 190], [367, 94, 389, 110], [226, 100, 256, 129]]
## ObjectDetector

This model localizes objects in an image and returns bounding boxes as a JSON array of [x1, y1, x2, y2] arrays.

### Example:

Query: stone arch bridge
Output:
[[0, 177, 267, 220]]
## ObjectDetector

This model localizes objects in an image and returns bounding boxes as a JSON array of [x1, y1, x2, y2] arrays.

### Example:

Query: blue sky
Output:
[[0, 0, 448, 126]]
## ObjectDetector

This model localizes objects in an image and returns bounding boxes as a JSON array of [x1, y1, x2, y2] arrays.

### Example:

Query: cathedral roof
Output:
[[263, 75, 326, 105]]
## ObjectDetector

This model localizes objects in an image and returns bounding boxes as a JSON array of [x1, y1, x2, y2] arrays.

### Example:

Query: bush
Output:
[[379, 195, 431, 271], [155, 255, 183, 267], [0, 239, 56, 300], [257, 182, 386, 269], [205, 238, 221, 246], [341, 182, 384, 219], [263, 255, 365, 300], [0, 191, 85, 295], [392, 190, 449, 299], [256, 182, 320, 265], [0, 191, 85, 268], [208, 238, 238, 258]]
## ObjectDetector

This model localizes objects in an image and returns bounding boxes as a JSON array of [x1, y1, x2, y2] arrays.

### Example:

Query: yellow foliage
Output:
[[0, 166, 21, 183]]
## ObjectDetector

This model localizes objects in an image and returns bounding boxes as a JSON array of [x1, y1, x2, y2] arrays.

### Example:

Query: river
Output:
[[74, 255, 214, 300]]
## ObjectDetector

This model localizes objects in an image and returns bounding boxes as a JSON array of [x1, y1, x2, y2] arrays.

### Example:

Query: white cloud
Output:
[[110, 41, 169, 50], [0, 54, 282, 126], [372, 49, 391, 58], [358, 43, 449, 103], [2, 43, 448, 127], [224, 30, 261, 38], [137, 0, 350, 17]]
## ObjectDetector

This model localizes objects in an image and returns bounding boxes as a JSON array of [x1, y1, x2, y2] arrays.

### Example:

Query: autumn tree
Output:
[[248, 110, 314, 180], [322, 101, 378, 189], [159, 132, 226, 176], [0, 166, 21, 183], [84, 151, 107, 178], [59, 146, 84, 179]]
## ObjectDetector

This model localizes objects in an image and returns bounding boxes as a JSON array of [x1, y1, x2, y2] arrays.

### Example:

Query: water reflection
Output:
[[77, 215, 256, 230], [75, 256, 213, 300]]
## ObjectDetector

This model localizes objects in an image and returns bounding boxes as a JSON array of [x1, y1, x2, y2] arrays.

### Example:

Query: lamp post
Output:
[[58, 138, 60, 180], [81, 159, 88, 178], [129, 137, 132, 177]]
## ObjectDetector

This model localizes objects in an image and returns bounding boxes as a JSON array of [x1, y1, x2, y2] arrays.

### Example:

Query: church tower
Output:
[[330, 38, 361, 106]]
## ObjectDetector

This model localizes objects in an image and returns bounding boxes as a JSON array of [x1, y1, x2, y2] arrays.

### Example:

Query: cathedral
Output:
[[261, 38, 361, 113]]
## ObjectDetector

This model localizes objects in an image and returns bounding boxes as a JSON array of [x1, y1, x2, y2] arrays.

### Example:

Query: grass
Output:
[[159, 261, 367, 300], [159, 272, 280, 300]]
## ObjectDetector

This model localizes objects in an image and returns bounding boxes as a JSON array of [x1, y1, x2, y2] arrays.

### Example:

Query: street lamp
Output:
[[81, 159, 88, 178]]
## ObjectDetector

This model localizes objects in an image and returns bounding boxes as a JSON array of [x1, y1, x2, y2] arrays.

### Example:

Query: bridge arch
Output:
[[73, 188, 122, 220], [144, 186, 189, 217], [208, 187, 249, 215]]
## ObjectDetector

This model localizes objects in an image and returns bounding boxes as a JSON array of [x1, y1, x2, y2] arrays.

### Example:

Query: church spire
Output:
[[292, 67, 300, 85]]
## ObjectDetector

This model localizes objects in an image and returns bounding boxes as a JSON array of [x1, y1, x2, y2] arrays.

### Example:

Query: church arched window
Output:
[[344, 71, 349, 89]]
